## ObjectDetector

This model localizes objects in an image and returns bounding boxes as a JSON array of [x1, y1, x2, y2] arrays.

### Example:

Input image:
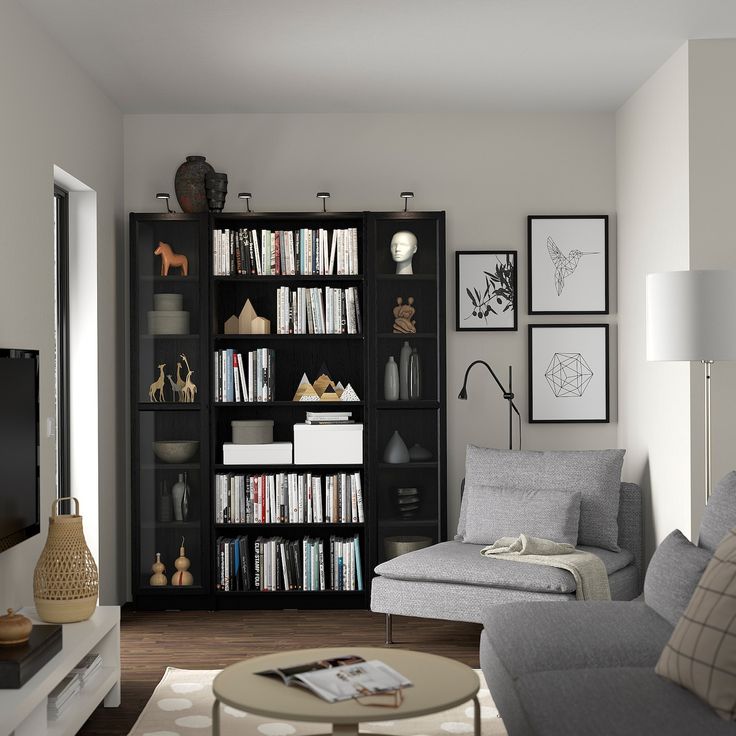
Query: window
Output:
[[54, 186, 70, 500]]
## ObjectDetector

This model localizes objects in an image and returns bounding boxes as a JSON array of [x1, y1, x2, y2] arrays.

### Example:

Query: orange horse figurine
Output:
[[154, 241, 189, 276]]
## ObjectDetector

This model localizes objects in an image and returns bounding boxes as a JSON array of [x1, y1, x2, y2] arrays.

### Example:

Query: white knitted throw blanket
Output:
[[480, 534, 611, 601]]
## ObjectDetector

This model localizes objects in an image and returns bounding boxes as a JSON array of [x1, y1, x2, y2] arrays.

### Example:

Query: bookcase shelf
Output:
[[130, 210, 446, 610], [213, 334, 365, 341]]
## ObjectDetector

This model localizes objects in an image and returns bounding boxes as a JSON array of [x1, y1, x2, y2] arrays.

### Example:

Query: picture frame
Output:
[[527, 215, 608, 314], [455, 250, 517, 331], [528, 324, 609, 423]]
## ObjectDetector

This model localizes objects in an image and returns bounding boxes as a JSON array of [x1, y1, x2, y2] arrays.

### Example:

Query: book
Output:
[[256, 655, 411, 703]]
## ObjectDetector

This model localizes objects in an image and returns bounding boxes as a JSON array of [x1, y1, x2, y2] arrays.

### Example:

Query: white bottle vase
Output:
[[384, 356, 399, 401]]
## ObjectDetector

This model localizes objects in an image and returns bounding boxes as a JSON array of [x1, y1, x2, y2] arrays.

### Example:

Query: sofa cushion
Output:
[[373, 540, 633, 594], [644, 529, 711, 626], [459, 446, 625, 551], [516, 667, 735, 736], [656, 527, 736, 721], [699, 470, 736, 552], [481, 600, 672, 677], [462, 486, 581, 545]]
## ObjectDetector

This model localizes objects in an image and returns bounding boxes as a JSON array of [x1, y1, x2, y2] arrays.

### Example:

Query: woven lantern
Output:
[[33, 497, 98, 623]]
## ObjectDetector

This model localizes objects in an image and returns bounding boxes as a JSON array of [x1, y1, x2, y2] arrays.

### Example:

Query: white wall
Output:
[[124, 112, 618, 566], [687, 40, 736, 533], [616, 44, 691, 558], [0, 0, 123, 610]]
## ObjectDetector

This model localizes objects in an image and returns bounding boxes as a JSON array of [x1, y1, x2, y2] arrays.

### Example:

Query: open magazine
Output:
[[257, 655, 412, 703]]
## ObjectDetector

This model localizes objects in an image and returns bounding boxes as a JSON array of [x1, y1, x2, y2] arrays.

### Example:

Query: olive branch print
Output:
[[464, 254, 515, 323]]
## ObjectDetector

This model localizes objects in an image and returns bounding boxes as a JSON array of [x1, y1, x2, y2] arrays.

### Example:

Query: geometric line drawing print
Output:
[[546, 236, 598, 296], [545, 352, 593, 397]]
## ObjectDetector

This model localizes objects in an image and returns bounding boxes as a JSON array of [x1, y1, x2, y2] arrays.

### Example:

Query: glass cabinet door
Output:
[[131, 214, 209, 601]]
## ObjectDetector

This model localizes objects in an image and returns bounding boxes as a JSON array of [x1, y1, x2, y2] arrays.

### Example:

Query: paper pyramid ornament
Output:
[[312, 373, 335, 398], [340, 383, 360, 402], [320, 384, 340, 401], [293, 373, 319, 402], [334, 381, 345, 398], [238, 299, 257, 334], [224, 315, 239, 334]]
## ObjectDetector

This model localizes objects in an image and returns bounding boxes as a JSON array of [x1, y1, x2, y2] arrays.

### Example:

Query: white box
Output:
[[222, 442, 292, 465], [293, 423, 363, 465]]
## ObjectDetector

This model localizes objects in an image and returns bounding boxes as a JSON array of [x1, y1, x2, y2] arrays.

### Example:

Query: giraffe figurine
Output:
[[166, 362, 185, 402], [180, 354, 197, 403], [148, 363, 167, 402]]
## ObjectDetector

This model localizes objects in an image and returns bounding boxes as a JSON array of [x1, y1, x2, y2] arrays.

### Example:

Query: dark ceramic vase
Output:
[[175, 155, 214, 213]]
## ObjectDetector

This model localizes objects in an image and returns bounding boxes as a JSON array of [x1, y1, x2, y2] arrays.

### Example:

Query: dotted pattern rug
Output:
[[127, 667, 508, 736]]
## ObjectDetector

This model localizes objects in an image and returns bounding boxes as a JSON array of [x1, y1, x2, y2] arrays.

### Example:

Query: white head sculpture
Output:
[[390, 231, 418, 275]]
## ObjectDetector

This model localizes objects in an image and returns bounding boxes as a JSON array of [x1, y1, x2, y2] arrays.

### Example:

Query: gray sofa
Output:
[[480, 472, 736, 736], [371, 481, 642, 634]]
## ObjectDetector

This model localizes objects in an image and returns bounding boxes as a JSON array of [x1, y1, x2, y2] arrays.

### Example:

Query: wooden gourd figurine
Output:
[[149, 553, 167, 586], [171, 538, 194, 586], [154, 241, 189, 276], [148, 363, 167, 402]]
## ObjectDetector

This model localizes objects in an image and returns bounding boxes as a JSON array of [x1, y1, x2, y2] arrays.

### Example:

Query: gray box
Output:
[[232, 420, 274, 445]]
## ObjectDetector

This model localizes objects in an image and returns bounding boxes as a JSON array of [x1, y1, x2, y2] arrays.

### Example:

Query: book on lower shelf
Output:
[[215, 535, 252, 591], [222, 442, 293, 465], [47, 673, 82, 720], [246, 534, 363, 592], [215, 471, 364, 524], [214, 348, 275, 403], [71, 652, 102, 685]]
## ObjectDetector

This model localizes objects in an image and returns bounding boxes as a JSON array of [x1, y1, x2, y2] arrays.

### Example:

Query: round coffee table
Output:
[[212, 646, 480, 736]]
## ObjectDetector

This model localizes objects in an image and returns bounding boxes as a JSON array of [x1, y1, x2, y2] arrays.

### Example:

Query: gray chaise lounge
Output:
[[479, 472, 736, 736], [371, 481, 641, 640]]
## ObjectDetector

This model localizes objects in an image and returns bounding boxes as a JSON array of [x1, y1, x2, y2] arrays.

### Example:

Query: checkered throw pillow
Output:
[[656, 526, 736, 720]]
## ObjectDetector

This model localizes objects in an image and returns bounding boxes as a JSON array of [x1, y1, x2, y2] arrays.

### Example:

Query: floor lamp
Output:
[[646, 270, 736, 501], [458, 360, 522, 450]]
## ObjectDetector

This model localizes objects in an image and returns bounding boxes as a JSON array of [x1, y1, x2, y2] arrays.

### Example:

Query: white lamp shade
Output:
[[646, 270, 736, 361]]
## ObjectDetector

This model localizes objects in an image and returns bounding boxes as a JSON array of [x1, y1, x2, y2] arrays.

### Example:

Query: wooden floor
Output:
[[78, 608, 482, 736]]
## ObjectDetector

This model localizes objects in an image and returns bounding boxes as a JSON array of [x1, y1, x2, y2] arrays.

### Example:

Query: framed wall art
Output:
[[455, 250, 517, 331], [527, 215, 608, 314], [528, 323, 609, 423]]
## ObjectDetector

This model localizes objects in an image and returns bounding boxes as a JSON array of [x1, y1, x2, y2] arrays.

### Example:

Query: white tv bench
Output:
[[1, 606, 120, 736]]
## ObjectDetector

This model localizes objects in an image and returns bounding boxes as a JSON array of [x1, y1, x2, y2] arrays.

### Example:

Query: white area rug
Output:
[[128, 667, 508, 736]]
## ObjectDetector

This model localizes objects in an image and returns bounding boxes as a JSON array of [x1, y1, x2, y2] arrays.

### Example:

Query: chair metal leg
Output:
[[385, 613, 393, 645]]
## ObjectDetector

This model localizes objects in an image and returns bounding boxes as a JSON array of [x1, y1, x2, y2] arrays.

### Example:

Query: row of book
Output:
[[214, 471, 364, 524], [276, 286, 362, 335], [213, 348, 275, 402], [215, 534, 364, 592], [47, 653, 102, 720], [213, 227, 360, 276]]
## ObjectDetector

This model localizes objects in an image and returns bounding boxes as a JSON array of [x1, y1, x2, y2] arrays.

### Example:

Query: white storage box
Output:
[[223, 442, 292, 465], [293, 423, 363, 465]]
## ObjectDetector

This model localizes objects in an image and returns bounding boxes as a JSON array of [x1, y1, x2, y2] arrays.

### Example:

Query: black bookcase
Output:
[[130, 210, 446, 610]]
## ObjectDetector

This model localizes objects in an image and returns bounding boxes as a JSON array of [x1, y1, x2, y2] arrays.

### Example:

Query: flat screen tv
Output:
[[0, 349, 40, 552]]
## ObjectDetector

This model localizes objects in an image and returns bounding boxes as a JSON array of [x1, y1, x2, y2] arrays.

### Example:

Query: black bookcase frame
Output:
[[130, 210, 446, 610]]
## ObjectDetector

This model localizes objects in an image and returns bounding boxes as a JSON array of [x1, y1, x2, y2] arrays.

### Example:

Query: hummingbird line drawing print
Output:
[[546, 236, 598, 296], [528, 215, 608, 314]]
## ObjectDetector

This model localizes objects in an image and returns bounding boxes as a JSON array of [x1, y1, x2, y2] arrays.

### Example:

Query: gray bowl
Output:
[[152, 440, 199, 464]]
